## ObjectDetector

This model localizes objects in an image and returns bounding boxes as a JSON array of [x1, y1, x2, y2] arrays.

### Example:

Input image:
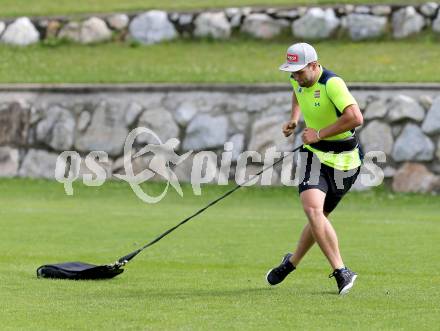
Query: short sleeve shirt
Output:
[[290, 66, 361, 170]]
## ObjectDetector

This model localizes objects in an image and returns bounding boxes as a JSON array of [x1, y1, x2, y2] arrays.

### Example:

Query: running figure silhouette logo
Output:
[[115, 127, 192, 203]]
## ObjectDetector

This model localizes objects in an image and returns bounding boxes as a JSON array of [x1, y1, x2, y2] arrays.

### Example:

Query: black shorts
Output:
[[297, 147, 360, 214]]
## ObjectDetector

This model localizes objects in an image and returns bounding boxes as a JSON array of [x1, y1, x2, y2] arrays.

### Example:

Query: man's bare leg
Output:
[[289, 223, 314, 266], [289, 211, 330, 267], [266, 189, 345, 286], [296, 189, 344, 270]]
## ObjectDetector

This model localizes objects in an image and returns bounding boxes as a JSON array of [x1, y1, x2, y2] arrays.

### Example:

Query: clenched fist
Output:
[[282, 120, 297, 137], [302, 128, 321, 145]]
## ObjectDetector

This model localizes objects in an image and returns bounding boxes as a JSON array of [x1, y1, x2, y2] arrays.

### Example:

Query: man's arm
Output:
[[283, 92, 301, 137], [302, 76, 363, 144], [290, 91, 301, 124], [318, 104, 363, 139], [302, 104, 363, 144]]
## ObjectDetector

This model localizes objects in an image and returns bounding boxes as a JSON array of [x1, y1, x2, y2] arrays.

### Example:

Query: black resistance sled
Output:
[[37, 145, 307, 280]]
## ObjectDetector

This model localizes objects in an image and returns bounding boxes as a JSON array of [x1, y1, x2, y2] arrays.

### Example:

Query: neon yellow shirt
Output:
[[290, 67, 361, 170]]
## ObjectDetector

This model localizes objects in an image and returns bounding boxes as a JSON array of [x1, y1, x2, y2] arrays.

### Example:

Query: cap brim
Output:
[[279, 63, 307, 72]]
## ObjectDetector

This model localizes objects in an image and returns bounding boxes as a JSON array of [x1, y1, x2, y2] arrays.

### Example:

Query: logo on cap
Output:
[[287, 53, 299, 63]]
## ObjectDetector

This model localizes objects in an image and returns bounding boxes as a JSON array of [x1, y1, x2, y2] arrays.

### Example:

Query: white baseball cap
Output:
[[279, 43, 318, 72]]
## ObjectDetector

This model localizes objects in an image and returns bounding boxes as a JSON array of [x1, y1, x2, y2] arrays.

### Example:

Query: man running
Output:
[[266, 43, 363, 295]]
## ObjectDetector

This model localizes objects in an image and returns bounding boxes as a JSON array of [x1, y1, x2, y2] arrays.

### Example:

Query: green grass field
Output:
[[0, 179, 439, 330], [1, 37, 440, 83], [1, 0, 429, 18]]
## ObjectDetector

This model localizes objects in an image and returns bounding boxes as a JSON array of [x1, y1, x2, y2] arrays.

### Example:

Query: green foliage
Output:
[[0, 179, 439, 330], [128, 39, 141, 48], [41, 36, 73, 48], [0, 38, 439, 83], [1, 0, 430, 17]]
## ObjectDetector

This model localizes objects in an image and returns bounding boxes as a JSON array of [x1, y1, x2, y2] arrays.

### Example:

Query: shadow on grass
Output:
[[33, 276, 347, 298], [120, 286, 343, 298]]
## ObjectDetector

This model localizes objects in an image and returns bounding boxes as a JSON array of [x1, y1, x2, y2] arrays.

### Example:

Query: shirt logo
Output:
[[287, 53, 299, 63], [315, 102, 320, 107], [314, 90, 320, 98], [298, 87, 302, 93]]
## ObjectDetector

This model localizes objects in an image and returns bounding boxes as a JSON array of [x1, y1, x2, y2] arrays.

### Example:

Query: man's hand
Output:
[[282, 120, 297, 137], [302, 128, 320, 145]]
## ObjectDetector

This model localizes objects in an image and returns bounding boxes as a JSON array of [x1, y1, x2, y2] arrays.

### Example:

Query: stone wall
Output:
[[0, 83, 439, 193], [1, 3, 440, 46]]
